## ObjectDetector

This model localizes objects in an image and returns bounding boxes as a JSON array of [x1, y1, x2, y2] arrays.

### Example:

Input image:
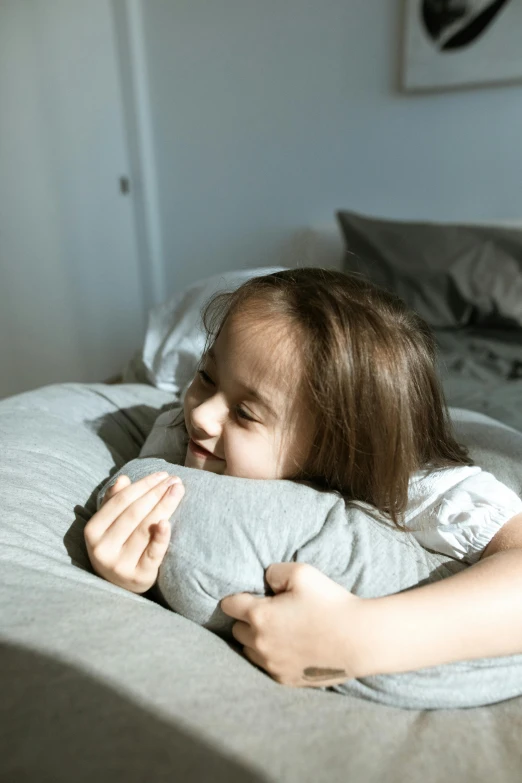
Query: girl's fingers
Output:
[[86, 471, 170, 541], [122, 481, 185, 566], [221, 592, 262, 621], [101, 476, 183, 552], [230, 619, 256, 648], [101, 475, 131, 506], [137, 519, 172, 574]]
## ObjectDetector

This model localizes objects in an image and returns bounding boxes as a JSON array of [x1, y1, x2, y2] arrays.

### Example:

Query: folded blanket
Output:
[[100, 408, 522, 709]]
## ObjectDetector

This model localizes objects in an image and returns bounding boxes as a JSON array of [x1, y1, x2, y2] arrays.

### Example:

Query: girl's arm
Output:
[[356, 511, 522, 677], [221, 512, 522, 686]]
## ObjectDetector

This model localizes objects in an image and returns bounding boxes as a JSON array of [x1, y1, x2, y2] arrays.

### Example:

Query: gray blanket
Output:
[[102, 407, 522, 709]]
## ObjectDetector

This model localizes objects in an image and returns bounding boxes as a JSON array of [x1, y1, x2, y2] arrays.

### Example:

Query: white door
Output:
[[0, 0, 147, 399]]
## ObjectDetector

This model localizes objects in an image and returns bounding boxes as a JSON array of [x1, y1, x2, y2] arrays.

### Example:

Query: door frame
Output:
[[111, 0, 166, 311]]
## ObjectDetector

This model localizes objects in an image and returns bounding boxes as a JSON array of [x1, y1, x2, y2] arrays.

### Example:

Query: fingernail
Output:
[[164, 476, 181, 487], [154, 471, 169, 480], [167, 482, 183, 496]]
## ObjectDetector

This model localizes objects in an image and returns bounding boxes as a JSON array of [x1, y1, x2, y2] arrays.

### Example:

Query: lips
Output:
[[188, 438, 224, 461]]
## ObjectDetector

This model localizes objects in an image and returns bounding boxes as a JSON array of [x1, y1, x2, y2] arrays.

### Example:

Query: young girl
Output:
[[85, 268, 522, 688]]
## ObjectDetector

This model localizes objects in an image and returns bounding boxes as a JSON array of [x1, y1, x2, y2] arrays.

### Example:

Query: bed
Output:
[[1, 212, 522, 782]]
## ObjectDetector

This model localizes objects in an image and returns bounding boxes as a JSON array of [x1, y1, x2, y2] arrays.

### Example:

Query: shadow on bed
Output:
[[0, 640, 269, 783], [87, 402, 176, 465]]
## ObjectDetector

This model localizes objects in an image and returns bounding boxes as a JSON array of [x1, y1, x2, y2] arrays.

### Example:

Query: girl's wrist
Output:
[[335, 595, 394, 680], [348, 591, 457, 678], [350, 595, 415, 677], [343, 592, 440, 679]]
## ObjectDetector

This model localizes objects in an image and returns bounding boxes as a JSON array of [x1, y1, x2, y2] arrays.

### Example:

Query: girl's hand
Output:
[[84, 471, 185, 594], [100, 473, 132, 505], [221, 563, 366, 688]]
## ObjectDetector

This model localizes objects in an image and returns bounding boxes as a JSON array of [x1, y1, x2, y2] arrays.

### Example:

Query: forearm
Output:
[[354, 549, 522, 678]]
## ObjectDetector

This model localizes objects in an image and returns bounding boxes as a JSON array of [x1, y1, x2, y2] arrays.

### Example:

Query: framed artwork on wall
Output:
[[401, 0, 522, 91]]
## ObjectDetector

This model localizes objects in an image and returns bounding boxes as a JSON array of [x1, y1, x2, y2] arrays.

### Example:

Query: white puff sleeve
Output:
[[408, 470, 522, 564]]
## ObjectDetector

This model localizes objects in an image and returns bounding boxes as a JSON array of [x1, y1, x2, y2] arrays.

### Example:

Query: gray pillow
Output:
[[99, 409, 522, 709], [336, 210, 522, 329], [108, 462, 464, 634]]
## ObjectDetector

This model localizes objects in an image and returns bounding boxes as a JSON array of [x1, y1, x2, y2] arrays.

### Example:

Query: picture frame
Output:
[[401, 0, 522, 92]]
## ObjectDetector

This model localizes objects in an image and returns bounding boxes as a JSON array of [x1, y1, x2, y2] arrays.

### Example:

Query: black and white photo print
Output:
[[402, 0, 522, 91]]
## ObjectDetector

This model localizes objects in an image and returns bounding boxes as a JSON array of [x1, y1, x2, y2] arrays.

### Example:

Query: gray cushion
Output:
[[337, 210, 522, 329]]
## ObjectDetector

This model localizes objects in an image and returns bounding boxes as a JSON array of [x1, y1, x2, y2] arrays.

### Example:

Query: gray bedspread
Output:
[[2, 382, 522, 782], [437, 327, 522, 433]]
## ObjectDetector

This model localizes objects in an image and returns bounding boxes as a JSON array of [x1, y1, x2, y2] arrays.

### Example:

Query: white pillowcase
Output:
[[123, 267, 285, 401]]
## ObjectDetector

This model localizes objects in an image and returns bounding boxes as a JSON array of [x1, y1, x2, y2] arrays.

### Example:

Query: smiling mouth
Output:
[[188, 439, 224, 460]]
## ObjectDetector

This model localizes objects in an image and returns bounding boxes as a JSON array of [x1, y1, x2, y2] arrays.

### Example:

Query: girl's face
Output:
[[183, 311, 313, 480]]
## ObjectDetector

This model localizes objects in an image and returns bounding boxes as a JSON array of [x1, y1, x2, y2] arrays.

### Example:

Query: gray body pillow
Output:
[[99, 407, 522, 710]]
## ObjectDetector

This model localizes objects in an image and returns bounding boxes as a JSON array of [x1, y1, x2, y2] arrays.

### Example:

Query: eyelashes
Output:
[[235, 405, 255, 422], [196, 369, 256, 423], [198, 369, 214, 386]]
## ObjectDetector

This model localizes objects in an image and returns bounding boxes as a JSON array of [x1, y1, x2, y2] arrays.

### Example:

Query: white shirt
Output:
[[404, 466, 522, 564]]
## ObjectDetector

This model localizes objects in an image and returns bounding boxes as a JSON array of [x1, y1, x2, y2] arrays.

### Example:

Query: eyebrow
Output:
[[206, 346, 278, 419]]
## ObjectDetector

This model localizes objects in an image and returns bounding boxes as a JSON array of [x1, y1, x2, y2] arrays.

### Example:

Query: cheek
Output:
[[224, 430, 281, 479]]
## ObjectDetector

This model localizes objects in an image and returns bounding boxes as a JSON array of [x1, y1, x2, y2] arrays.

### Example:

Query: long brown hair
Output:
[[200, 267, 472, 528]]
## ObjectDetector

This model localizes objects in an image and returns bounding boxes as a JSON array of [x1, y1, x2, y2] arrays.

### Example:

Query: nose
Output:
[[190, 393, 227, 439]]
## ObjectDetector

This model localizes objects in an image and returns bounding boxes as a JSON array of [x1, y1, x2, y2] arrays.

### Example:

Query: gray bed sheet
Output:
[[436, 327, 522, 433], [2, 382, 522, 783]]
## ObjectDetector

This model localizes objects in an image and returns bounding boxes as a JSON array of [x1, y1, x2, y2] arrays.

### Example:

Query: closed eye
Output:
[[198, 369, 215, 386], [236, 405, 256, 422]]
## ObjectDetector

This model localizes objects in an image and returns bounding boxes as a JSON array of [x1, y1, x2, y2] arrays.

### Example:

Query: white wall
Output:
[[138, 0, 522, 295], [0, 0, 146, 398]]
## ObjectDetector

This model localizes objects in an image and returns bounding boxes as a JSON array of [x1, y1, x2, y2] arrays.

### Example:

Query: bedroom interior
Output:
[[1, 1, 522, 781]]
